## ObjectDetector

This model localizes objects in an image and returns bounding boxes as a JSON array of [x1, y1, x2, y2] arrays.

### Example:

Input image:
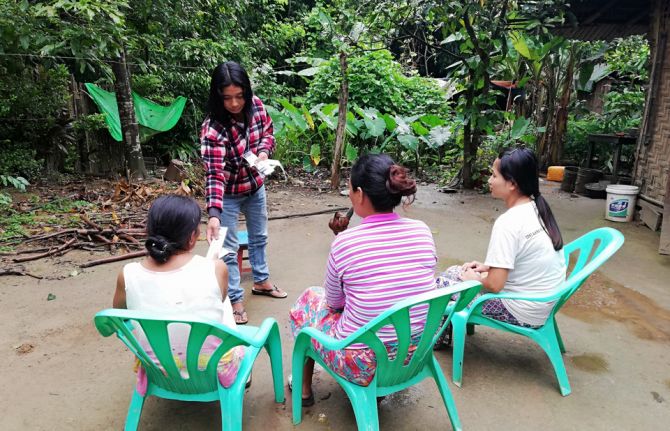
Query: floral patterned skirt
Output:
[[289, 286, 418, 386], [134, 341, 246, 395], [436, 265, 539, 328]]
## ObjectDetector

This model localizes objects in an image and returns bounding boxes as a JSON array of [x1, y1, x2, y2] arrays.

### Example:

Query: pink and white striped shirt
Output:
[[324, 212, 437, 346]]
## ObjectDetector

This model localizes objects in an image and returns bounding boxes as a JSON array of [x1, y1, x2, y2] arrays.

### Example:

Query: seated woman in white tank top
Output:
[[112, 195, 244, 392]]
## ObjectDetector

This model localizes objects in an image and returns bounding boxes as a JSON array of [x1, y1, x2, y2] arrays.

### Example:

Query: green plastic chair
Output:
[[94, 309, 285, 430], [292, 280, 482, 431], [450, 227, 624, 396]]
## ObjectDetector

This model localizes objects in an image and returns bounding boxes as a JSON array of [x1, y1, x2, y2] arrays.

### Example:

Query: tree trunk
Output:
[[549, 46, 576, 166], [462, 79, 476, 189], [330, 51, 349, 190], [112, 48, 146, 179]]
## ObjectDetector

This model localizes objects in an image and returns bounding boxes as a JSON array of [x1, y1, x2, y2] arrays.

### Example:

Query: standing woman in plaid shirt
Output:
[[201, 61, 287, 325]]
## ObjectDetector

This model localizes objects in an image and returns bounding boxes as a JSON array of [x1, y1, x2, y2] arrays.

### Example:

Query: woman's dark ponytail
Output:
[[498, 148, 563, 251], [533, 192, 563, 250]]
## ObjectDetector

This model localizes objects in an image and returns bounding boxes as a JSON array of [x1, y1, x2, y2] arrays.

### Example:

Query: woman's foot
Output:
[[232, 302, 248, 324], [287, 374, 315, 407], [251, 280, 287, 299]]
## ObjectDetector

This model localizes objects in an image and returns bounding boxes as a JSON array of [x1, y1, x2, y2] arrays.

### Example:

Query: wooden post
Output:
[[330, 51, 349, 191]]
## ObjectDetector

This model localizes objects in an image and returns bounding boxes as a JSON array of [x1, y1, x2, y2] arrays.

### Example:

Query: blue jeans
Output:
[[218, 185, 270, 304]]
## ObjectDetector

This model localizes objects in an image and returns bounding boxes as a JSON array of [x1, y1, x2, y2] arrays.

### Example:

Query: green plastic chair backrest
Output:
[[95, 309, 251, 395], [84, 83, 187, 143], [554, 227, 625, 312], [342, 280, 481, 388]]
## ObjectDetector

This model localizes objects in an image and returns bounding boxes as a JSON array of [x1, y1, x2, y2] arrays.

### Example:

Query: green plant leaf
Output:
[[419, 114, 445, 127], [381, 114, 397, 132], [364, 117, 386, 137], [397, 134, 419, 151], [310, 144, 321, 166], [345, 143, 358, 162], [428, 126, 452, 149], [411, 121, 429, 136], [510, 31, 533, 60], [510, 117, 531, 139], [302, 155, 315, 173]]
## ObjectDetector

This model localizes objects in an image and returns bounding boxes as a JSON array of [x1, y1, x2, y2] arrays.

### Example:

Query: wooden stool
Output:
[[236, 230, 251, 274]]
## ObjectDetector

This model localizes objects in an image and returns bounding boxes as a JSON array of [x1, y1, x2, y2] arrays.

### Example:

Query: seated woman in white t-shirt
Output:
[[437, 147, 566, 329], [113, 195, 244, 392]]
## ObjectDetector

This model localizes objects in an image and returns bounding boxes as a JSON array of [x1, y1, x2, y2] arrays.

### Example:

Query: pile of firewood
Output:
[[1, 211, 148, 268]]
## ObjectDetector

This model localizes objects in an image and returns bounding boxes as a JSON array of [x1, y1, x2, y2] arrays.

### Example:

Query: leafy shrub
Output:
[[0, 140, 43, 179], [305, 50, 447, 116], [0, 63, 70, 176]]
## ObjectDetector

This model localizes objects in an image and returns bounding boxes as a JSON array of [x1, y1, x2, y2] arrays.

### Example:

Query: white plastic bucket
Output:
[[605, 185, 639, 222]]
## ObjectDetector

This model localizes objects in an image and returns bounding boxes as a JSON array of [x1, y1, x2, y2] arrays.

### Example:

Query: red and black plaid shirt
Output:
[[200, 96, 275, 212]]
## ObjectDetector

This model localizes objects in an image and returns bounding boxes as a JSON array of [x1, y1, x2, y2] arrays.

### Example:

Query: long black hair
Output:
[[205, 61, 254, 128], [145, 195, 201, 263], [350, 154, 417, 212], [498, 147, 563, 250]]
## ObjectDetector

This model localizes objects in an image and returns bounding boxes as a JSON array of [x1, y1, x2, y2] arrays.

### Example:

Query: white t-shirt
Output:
[[484, 201, 566, 326]]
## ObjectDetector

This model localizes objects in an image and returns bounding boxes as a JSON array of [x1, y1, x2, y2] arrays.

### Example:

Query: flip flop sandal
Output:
[[287, 375, 315, 407], [251, 284, 288, 299], [232, 309, 248, 325]]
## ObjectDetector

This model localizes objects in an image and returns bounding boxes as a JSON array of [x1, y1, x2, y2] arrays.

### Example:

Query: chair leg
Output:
[[554, 317, 566, 353], [341, 383, 379, 431], [429, 356, 462, 431], [265, 330, 286, 403], [291, 351, 307, 425], [537, 335, 572, 396], [218, 384, 245, 431], [124, 389, 145, 431], [451, 315, 467, 387]]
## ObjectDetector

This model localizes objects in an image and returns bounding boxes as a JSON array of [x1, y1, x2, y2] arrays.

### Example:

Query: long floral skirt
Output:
[[289, 286, 418, 386], [134, 340, 246, 395]]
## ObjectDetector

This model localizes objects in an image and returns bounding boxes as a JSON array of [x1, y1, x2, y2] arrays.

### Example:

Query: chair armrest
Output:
[[237, 318, 280, 348]]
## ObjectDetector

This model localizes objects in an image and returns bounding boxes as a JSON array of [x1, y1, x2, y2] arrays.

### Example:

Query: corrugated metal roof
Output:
[[553, 0, 651, 41]]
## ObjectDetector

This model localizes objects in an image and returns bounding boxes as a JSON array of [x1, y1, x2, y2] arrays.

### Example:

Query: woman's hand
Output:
[[461, 260, 489, 273], [257, 151, 269, 162], [207, 216, 221, 243], [328, 211, 350, 235], [460, 268, 483, 282]]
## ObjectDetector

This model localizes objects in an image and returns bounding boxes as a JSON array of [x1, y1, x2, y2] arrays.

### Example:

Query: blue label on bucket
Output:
[[608, 198, 629, 217]]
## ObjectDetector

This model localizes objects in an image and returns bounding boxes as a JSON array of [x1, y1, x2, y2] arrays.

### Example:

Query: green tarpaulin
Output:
[[84, 83, 187, 142]]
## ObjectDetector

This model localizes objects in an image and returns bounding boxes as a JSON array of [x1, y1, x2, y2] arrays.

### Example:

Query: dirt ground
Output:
[[1, 179, 669, 430]]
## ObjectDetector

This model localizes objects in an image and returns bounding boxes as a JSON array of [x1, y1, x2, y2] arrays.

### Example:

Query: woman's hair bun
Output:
[[145, 235, 175, 263], [386, 165, 417, 197]]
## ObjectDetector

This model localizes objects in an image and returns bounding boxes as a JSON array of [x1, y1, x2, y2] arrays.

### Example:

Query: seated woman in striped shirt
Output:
[[289, 154, 437, 406]]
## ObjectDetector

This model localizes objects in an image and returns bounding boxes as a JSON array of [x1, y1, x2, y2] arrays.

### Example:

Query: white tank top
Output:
[[123, 255, 236, 329]]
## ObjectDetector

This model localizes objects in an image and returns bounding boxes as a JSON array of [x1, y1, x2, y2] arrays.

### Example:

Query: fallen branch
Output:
[[0, 269, 43, 279], [80, 213, 102, 230], [80, 250, 147, 268], [13, 238, 77, 263], [267, 207, 349, 221]]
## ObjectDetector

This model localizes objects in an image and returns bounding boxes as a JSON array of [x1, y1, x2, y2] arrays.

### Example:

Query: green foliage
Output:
[[306, 50, 447, 116], [0, 175, 30, 192], [0, 211, 36, 241], [0, 141, 43, 180], [601, 89, 645, 133], [268, 97, 460, 173], [605, 35, 649, 83]]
